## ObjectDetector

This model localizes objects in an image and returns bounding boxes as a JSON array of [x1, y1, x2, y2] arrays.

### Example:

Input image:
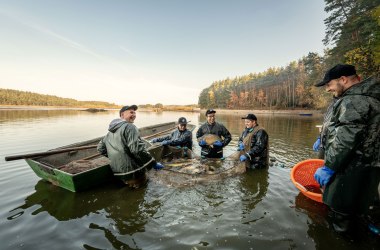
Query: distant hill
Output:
[[0, 88, 119, 108]]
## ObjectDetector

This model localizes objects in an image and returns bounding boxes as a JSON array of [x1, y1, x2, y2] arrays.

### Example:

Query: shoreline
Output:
[[0, 105, 322, 115], [200, 108, 323, 115]]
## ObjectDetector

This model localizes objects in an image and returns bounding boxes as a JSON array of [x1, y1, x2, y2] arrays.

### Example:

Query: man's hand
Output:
[[153, 162, 164, 170], [313, 137, 321, 151], [213, 141, 223, 147], [240, 155, 247, 162], [199, 140, 207, 146], [314, 166, 335, 186]]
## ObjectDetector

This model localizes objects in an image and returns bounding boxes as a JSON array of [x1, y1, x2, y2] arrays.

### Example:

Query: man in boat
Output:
[[150, 117, 193, 150], [97, 105, 164, 188], [196, 109, 231, 158], [313, 64, 380, 234], [237, 114, 269, 169]]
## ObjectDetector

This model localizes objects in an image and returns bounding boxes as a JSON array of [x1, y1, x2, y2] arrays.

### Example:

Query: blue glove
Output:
[[199, 140, 207, 146], [213, 140, 223, 147], [151, 138, 158, 143], [161, 140, 170, 146], [313, 137, 321, 151], [238, 142, 244, 151], [240, 155, 247, 162], [153, 162, 164, 170], [314, 166, 335, 186]]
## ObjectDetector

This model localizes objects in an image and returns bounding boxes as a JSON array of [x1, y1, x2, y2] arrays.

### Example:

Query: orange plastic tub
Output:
[[291, 159, 324, 203]]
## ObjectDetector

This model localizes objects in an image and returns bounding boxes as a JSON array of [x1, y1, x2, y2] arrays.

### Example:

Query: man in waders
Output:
[[237, 114, 269, 169], [196, 109, 232, 159], [313, 64, 380, 235]]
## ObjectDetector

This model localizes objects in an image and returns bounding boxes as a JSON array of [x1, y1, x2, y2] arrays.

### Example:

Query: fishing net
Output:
[[148, 147, 246, 187]]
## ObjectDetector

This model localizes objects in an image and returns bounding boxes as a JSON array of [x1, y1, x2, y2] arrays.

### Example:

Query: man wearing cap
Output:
[[151, 117, 193, 150], [196, 109, 232, 158], [237, 114, 269, 169], [97, 105, 164, 188], [313, 64, 380, 233]]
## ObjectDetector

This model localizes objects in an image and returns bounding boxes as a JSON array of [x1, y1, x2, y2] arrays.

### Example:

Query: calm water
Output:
[[0, 109, 378, 249]]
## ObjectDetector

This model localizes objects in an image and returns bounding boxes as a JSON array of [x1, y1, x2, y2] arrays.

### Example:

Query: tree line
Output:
[[0, 88, 119, 108], [198, 0, 379, 110]]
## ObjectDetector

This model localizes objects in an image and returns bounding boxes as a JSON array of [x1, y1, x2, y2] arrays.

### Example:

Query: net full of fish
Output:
[[148, 151, 246, 187]]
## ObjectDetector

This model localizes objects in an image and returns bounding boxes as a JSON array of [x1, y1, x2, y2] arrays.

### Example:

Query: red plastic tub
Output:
[[291, 159, 324, 203]]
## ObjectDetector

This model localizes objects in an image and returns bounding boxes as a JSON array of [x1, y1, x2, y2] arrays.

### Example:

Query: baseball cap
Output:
[[178, 117, 188, 125], [241, 114, 257, 121], [205, 109, 216, 116], [315, 64, 356, 87], [119, 105, 138, 116]]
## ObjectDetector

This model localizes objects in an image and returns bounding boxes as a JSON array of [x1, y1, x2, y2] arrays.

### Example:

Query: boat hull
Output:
[[25, 122, 185, 192]]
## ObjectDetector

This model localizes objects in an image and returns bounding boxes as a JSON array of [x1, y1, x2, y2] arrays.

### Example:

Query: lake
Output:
[[0, 109, 378, 249]]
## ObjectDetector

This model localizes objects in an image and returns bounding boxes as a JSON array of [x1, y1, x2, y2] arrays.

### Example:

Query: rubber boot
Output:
[[331, 210, 352, 234]]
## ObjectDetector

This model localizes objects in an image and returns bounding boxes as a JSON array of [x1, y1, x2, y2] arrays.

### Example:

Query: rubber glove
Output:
[[213, 141, 223, 147], [153, 162, 164, 170], [240, 155, 247, 162], [313, 137, 321, 151], [199, 140, 207, 146], [238, 142, 245, 151], [161, 140, 170, 146], [151, 138, 158, 143], [314, 166, 335, 186]]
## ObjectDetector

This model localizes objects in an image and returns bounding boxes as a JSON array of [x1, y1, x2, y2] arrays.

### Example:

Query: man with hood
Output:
[[97, 105, 163, 188], [313, 64, 380, 234]]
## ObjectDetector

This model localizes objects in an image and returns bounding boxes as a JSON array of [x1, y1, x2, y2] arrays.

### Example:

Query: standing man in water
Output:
[[237, 114, 269, 169], [196, 109, 231, 158], [313, 64, 380, 234], [97, 105, 164, 188]]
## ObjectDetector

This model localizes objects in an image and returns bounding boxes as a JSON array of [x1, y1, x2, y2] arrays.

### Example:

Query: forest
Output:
[[198, 0, 380, 110], [0, 88, 119, 108]]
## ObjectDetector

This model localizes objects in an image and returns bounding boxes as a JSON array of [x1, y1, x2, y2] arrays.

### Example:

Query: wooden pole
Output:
[[5, 145, 97, 161]]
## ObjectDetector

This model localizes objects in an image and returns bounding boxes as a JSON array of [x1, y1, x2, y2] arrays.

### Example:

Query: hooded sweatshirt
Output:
[[97, 119, 155, 173]]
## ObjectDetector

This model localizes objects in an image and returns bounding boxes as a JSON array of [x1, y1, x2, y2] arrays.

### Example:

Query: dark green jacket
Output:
[[323, 74, 380, 214], [97, 119, 155, 174]]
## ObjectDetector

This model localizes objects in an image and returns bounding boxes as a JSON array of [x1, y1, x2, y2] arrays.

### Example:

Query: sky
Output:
[[0, 0, 328, 105]]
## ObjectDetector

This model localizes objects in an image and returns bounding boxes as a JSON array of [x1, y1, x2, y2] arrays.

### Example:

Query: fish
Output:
[[197, 134, 222, 147]]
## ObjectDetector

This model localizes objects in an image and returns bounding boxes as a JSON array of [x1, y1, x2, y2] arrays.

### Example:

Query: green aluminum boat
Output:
[[19, 122, 195, 192]]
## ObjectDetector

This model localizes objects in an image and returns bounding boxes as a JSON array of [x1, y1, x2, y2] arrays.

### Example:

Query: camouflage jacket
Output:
[[323, 73, 380, 213]]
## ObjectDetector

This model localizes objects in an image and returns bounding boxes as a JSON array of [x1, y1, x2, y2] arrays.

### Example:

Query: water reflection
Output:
[[239, 169, 269, 224], [7, 180, 163, 249], [0, 109, 112, 123]]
